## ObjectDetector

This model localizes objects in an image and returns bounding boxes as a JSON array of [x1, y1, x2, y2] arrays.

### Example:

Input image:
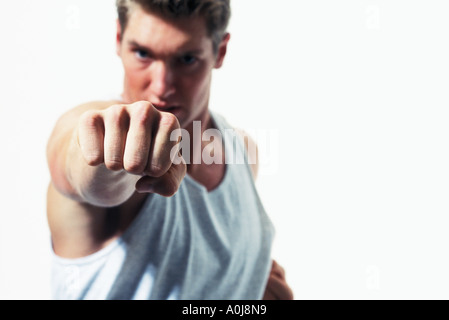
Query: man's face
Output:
[[117, 7, 229, 128]]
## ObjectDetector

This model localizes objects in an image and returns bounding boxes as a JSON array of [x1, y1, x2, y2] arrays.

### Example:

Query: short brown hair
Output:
[[116, 0, 231, 53]]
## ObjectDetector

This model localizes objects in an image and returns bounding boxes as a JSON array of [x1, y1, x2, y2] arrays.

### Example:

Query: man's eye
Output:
[[135, 49, 149, 60], [180, 55, 197, 65]]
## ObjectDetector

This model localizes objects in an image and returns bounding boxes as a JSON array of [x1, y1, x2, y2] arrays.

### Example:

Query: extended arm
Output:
[[47, 100, 186, 258]]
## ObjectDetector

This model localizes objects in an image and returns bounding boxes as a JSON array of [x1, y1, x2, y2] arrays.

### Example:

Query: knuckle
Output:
[[132, 101, 153, 109], [109, 104, 125, 114], [79, 110, 101, 128], [160, 112, 179, 130], [133, 103, 154, 127], [107, 104, 129, 125], [84, 154, 103, 167], [105, 157, 123, 171], [124, 158, 146, 175], [146, 163, 166, 178]]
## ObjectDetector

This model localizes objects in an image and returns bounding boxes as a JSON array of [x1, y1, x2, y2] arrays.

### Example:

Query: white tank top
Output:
[[51, 111, 275, 300]]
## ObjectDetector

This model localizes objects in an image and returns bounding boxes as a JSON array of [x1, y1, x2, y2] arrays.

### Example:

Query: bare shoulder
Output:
[[59, 99, 123, 120], [234, 128, 259, 180]]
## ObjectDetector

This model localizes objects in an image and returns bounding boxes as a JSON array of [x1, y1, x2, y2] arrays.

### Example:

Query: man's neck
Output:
[[182, 109, 226, 190], [182, 108, 219, 175]]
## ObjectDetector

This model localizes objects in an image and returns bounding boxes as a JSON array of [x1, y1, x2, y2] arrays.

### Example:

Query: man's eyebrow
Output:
[[128, 40, 151, 51], [182, 49, 204, 55], [127, 39, 204, 55]]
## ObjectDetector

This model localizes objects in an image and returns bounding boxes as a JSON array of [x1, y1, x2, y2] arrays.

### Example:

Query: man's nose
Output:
[[149, 61, 175, 100]]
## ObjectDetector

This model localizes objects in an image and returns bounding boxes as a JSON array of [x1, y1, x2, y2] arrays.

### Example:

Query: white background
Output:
[[1, 0, 449, 300]]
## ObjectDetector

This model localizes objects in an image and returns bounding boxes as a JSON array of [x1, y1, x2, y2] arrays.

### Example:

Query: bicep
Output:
[[47, 182, 108, 259]]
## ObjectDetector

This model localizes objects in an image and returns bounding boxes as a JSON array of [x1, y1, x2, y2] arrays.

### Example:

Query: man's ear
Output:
[[214, 33, 231, 69], [116, 19, 123, 57]]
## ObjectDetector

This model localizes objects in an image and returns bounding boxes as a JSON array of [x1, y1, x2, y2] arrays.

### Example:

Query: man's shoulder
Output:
[[234, 128, 259, 180], [210, 112, 259, 180], [73, 99, 124, 113], [54, 100, 123, 126]]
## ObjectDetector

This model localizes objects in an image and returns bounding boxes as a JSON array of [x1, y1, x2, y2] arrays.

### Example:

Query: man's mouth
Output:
[[153, 105, 182, 115], [161, 106, 179, 111]]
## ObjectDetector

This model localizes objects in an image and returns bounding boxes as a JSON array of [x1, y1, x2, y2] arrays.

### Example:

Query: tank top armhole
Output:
[[50, 237, 124, 266], [211, 110, 276, 238]]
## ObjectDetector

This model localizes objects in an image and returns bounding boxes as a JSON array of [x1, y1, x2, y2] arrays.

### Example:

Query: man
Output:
[[47, 0, 293, 300]]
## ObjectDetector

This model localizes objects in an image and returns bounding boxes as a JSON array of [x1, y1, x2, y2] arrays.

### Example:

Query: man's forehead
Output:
[[125, 7, 210, 51]]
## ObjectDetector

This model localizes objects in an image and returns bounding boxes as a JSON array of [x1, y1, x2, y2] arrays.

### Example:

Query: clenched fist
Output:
[[77, 101, 186, 197]]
